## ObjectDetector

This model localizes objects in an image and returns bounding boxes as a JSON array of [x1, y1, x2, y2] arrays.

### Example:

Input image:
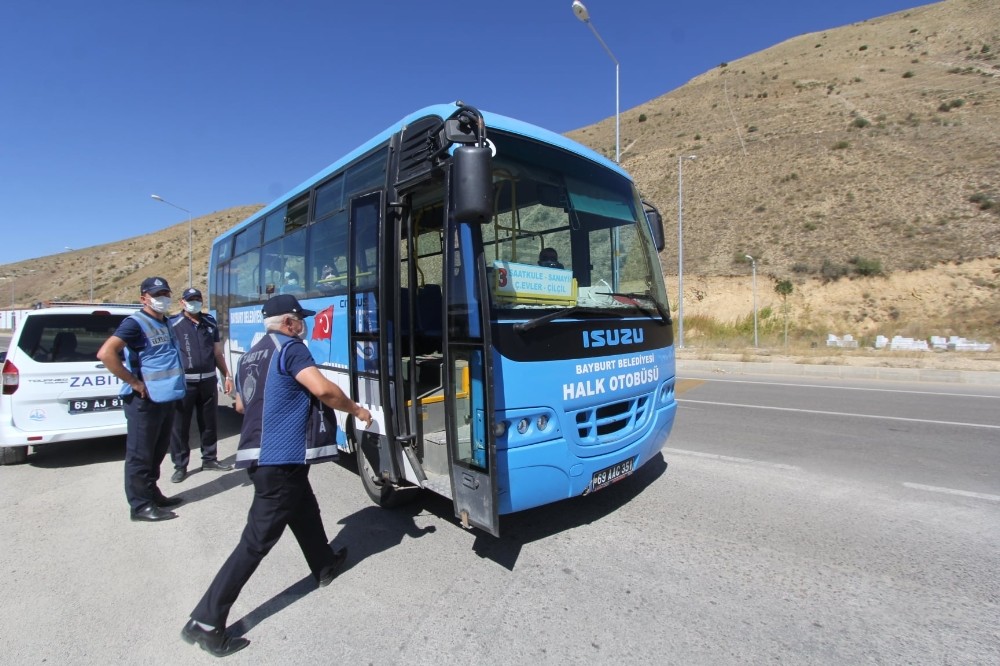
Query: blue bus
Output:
[[208, 103, 677, 536]]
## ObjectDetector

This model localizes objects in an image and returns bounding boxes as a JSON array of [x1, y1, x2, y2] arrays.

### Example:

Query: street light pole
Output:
[[745, 254, 758, 348], [677, 155, 696, 349], [572, 0, 619, 163], [151, 194, 193, 286]]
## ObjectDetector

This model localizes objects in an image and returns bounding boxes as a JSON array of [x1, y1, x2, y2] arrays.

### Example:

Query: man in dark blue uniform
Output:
[[97, 276, 187, 522], [181, 294, 373, 657], [169, 287, 234, 482]]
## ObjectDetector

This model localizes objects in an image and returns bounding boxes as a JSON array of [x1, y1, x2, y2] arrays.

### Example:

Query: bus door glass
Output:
[[443, 218, 499, 536], [349, 192, 398, 484]]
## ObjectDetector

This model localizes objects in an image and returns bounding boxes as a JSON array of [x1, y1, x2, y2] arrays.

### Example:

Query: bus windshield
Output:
[[482, 132, 668, 322]]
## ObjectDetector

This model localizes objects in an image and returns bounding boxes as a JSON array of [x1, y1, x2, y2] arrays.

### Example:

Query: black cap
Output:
[[182, 287, 202, 301], [140, 277, 171, 295], [261, 294, 315, 318]]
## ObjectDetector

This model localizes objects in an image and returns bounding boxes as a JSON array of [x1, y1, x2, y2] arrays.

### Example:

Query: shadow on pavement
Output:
[[169, 463, 252, 505], [329, 451, 669, 571], [473, 452, 669, 570], [228, 500, 436, 637], [26, 436, 126, 468]]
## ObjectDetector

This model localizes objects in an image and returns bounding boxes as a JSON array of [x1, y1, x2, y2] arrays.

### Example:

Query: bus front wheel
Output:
[[356, 442, 416, 509]]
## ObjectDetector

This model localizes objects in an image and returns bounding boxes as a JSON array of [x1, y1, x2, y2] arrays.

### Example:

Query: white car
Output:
[[1, 305, 141, 464]]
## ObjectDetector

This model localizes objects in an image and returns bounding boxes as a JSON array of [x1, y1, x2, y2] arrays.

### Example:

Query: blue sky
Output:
[[0, 0, 930, 265]]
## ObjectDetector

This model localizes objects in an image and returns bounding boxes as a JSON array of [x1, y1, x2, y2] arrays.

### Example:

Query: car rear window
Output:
[[16, 313, 131, 363]]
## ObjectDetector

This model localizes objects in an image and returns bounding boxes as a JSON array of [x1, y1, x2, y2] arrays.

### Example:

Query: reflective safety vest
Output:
[[234, 333, 339, 468], [121, 313, 186, 403]]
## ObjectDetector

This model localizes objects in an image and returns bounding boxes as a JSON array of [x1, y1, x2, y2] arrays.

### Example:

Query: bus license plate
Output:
[[69, 396, 125, 414], [591, 456, 636, 492]]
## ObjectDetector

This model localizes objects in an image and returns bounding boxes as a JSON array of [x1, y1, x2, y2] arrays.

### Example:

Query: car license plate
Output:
[[590, 456, 637, 492], [69, 396, 125, 414]]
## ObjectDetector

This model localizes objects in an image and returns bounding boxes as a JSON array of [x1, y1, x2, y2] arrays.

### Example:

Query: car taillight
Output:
[[2, 359, 18, 395]]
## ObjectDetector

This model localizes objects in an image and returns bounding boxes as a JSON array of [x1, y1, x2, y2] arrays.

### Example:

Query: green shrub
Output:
[[852, 117, 870, 128], [969, 192, 992, 208], [832, 140, 850, 150], [820, 260, 848, 281], [859, 45, 868, 51], [849, 256, 884, 276], [638, 114, 647, 122], [902, 71, 915, 78]]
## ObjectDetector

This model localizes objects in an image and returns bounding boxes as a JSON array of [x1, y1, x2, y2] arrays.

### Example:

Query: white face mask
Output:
[[148, 295, 172, 313], [183, 301, 202, 314]]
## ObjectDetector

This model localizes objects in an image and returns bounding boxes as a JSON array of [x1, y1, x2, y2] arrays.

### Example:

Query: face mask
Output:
[[183, 301, 201, 314], [148, 295, 171, 313]]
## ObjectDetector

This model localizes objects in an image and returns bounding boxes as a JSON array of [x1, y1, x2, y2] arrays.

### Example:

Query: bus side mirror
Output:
[[451, 145, 493, 223], [643, 202, 664, 252]]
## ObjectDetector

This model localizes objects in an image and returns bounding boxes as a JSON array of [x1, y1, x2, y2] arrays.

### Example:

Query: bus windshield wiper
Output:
[[513, 306, 585, 333], [606, 292, 671, 324]]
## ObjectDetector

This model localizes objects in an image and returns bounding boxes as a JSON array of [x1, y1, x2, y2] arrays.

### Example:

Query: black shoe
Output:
[[171, 468, 187, 483], [317, 547, 348, 587], [130, 505, 178, 522], [201, 460, 233, 472], [181, 619, 249, 657], [154, 493, 183, 508]]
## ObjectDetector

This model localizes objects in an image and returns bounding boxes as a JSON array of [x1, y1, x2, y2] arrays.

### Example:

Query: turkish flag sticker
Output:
[[311, 305, 334, 341]]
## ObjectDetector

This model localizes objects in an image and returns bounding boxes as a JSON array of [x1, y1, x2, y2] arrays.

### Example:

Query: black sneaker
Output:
[[170, 468, 187, 483], [201, 460, 233, 472]]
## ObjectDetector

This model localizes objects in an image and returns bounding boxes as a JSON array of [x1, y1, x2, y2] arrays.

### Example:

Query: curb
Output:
[[676, 359, 1000, 386]]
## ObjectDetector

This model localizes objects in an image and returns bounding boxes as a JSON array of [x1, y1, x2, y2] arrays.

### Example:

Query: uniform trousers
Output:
[[123, 393, 175, 511], [191, 464, 337, 629], [170, 378, 220, 469]]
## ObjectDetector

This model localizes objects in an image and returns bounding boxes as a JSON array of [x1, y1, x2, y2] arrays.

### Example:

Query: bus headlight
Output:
[[536, 414, 549, 431], [516, 418, 530, 435], [493, 421, 507, 438]]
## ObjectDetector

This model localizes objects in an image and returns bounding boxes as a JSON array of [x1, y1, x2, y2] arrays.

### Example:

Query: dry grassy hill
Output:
[[568, 0, 1000, 340], [1, 0, 998, 350], [1, 205, 263, 308]]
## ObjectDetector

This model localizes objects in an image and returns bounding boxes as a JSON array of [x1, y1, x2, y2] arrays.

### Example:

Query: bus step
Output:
[[422, 471, 453, 501]]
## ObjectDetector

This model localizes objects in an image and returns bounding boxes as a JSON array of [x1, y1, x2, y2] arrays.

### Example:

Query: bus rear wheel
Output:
[[356, 443, 417, 509]]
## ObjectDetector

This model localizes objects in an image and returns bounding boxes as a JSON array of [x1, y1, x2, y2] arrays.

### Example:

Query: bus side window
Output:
[[309, 213, 349, 295]]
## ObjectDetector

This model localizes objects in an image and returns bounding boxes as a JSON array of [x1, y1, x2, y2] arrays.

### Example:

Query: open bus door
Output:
[[442, 215, 499, 536], [348, 191, 402, 505]]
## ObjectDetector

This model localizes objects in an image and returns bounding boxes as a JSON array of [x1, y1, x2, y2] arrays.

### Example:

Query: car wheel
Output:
[[0, 446, 29, 465]]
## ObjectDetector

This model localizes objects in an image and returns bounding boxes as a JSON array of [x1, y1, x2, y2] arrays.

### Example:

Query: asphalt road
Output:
[[1, 365, 998, 664]]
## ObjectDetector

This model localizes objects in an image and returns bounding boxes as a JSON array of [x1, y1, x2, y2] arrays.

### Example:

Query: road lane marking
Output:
[[678, 376, 1000, 400], [662, 447, 802, 471], [675, 378, 706, 396], [903, 482, 1000, 502], [679, 399, 1000, 430]]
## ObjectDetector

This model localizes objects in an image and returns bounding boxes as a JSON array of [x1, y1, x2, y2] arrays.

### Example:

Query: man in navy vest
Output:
[[182, 293, 373, 657], [168, 287, 234, 482], [97, 276, 187, 522]]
